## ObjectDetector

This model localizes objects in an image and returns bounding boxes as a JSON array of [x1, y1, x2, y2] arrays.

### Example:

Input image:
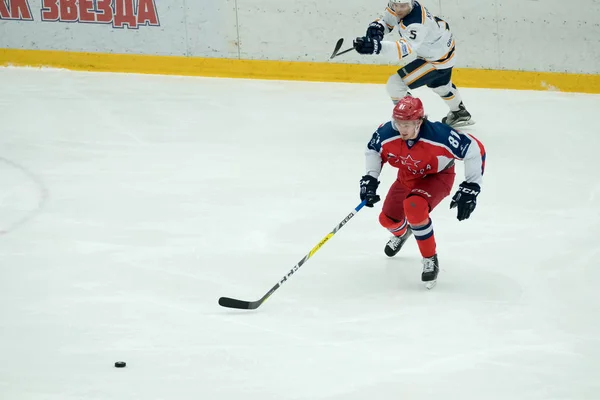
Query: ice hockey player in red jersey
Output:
[[359, 96, 486, 288], [352, 0, 473, 127]]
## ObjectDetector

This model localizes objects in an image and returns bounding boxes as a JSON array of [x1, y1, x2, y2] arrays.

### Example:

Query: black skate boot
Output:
[[421, 254, 439, 289], [442, 102, 474, 128], [384, 227, 413, 257]]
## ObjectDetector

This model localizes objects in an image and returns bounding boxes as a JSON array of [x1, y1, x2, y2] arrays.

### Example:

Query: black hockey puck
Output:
[[114, 361, 126, 368]]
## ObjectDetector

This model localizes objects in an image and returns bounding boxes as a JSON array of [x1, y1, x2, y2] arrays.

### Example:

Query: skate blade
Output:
[[424, 280, 437, 290], [450, 119, 476, 128]]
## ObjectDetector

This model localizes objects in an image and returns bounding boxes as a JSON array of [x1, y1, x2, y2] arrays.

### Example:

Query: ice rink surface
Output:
[[1, 67, 599, 400]]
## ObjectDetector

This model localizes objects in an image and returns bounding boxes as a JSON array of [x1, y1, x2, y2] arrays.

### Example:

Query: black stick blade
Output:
[[218, 297, 259, 310], [330, 38, 344, 59]]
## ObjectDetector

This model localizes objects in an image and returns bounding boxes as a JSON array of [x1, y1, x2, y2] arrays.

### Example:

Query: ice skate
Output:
[[442, 102, 474, 128], [421, 254, 439, 289], [384, 227, 413, 257]]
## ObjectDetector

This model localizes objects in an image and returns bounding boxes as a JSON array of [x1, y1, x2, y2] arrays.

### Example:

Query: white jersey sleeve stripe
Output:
[[419, 137, 457, 158], [381, 136, 404, 147]]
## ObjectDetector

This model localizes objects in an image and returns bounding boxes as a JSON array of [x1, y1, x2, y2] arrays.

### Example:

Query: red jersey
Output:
[[365, 119, 486, 186]]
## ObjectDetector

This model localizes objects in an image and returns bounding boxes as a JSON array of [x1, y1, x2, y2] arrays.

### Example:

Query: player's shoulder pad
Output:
[[420, 120, 472, 157], [368, 121, 399, 151], [401, 1, 425, 27], [376, 121, 399, 142], [420, 120, 454, 142]]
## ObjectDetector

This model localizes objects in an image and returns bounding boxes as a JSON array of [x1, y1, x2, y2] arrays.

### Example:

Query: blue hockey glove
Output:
[[360, 175, 381, 207], [366, 21, 385, 41], [450, 181, 480, 221], [353, 37, 381, 55]]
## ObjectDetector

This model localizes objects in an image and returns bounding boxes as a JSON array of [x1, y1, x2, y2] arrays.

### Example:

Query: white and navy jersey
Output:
[[365, 119, 486, 186], [375, 1, 456, 69]]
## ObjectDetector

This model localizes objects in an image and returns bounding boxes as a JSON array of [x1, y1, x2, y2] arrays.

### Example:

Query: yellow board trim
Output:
[[1, 48, 599, 94]]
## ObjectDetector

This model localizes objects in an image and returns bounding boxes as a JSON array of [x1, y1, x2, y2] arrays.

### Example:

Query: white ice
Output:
[[1, 67, 599, 400]]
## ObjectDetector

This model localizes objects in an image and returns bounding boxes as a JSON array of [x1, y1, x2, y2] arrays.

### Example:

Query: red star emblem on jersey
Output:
[[400, 154, 421, 169]]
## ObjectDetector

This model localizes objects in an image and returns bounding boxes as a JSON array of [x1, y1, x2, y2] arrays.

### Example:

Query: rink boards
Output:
[[1, 48, 599, 94]]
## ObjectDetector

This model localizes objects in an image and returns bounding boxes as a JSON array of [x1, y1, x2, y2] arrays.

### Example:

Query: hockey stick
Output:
[[218, 200, 367, 310], [330, 38, 355, 59]]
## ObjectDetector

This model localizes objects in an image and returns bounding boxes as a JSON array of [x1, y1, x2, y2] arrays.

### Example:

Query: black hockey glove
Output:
[[450, 181, 480, 221], [360, 175, 381, 207], [353, 37, 381, 55], [366, 21, 385, 41]]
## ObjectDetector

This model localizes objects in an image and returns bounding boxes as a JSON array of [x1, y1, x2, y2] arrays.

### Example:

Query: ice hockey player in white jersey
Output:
[[353, 0, 473, 127]]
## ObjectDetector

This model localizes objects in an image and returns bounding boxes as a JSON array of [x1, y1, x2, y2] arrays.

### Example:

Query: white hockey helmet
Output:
[[389, 0, 414, 10]]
